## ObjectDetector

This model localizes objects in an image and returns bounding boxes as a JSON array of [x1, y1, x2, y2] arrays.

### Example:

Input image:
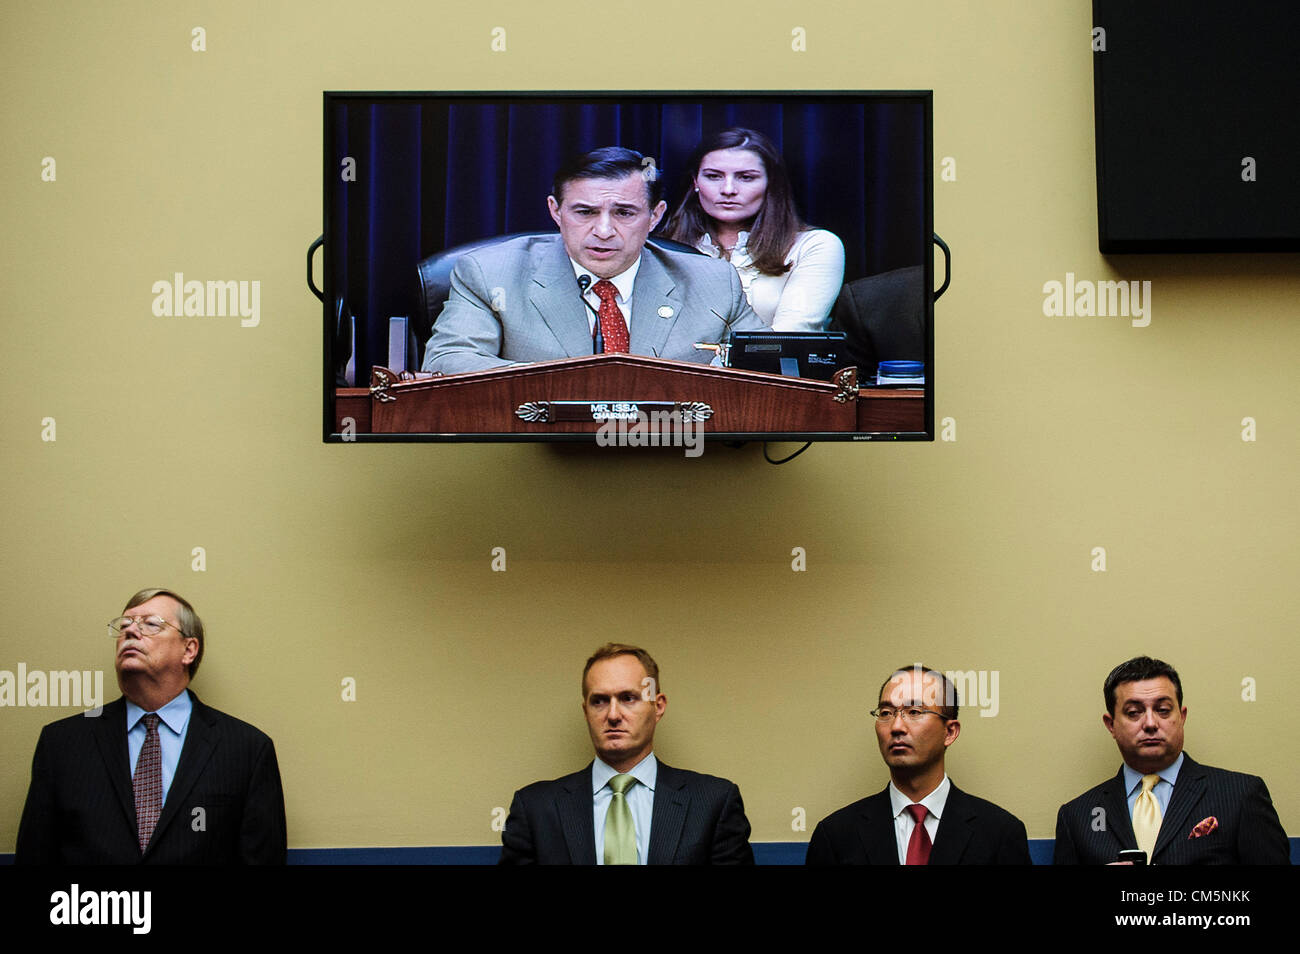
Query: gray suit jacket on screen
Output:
[[421, 234, 766, 374]]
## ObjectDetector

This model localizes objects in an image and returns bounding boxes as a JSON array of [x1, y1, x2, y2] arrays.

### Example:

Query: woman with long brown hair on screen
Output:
[[662, 127, 844, 332]]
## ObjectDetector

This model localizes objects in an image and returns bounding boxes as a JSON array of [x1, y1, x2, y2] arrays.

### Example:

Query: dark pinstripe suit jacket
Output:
[[1053, 754, 1289, 864], [804, 783, 1033, 865], [498, 761, 754, 864], [15, 692, 286, 864]]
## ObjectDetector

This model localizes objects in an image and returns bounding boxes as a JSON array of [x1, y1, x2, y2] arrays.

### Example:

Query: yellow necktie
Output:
[[1132, 773, 1162, 860]]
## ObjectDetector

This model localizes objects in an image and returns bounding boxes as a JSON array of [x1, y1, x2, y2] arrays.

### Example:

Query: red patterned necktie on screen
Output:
[[905, 804, 932, 865], [591, 279, 629, 353], [133, 713, 163, 853]]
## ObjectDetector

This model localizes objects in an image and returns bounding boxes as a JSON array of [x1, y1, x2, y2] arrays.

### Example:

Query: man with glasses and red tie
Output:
[[16, 588, 286, 864], [805, 664, 1031, 865]]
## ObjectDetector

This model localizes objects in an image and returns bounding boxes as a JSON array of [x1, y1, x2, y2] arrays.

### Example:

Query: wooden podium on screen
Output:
[[333, 353, 923, 437]]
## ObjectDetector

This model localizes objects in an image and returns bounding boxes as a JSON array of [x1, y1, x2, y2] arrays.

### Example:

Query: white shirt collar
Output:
[[887, 773, 952, 821], [569, 255, 641, 303], [697, 231, 750, 256]]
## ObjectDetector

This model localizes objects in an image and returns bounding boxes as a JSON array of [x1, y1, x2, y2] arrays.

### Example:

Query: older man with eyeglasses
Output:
[[16, 588, 286, 864], [805, 664, 1031, 865]]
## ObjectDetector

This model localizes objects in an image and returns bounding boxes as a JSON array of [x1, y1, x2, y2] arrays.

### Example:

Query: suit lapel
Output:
[[92, 697, 137, 849], [530, 240, 594, 359], [855, 789, 901, 865], [558, 766, 597, 865], [628, 250, 683, 360], [929, 785, 975, 864], [647, 762, 689, 864], [1100, 768, 1138, 855], [1152, 755, 1205, 862], [145, 690, 217, 856]]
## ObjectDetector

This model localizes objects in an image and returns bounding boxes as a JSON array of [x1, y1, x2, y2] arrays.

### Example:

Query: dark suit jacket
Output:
[[15, 691, 286, 864], [805, 783, 1032, 865], [829, 265, 926, 375], [498, 760, 754, 864], [1053, 753, 1289, 864], [422, 235, 766, 374]]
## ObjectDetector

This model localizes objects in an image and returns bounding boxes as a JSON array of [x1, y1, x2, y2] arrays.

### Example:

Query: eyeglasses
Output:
[[870, 706, 949, 724], [107, 616, 185, 639]]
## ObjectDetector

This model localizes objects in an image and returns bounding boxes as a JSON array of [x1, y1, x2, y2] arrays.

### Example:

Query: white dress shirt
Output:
[[888, 773, 951, 864], [568, 256, 641, 335]]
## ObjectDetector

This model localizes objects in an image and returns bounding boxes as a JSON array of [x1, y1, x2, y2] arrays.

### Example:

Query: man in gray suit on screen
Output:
[[422, 146, 766, 374]]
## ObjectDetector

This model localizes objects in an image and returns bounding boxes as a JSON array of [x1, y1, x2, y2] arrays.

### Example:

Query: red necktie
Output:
[[905, 803, 932, 865], [133, 713, 163, 853], [591, 279, 630, 353]]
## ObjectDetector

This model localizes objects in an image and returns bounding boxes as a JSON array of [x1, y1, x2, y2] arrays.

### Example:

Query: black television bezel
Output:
[[321, 89, 935, 444]]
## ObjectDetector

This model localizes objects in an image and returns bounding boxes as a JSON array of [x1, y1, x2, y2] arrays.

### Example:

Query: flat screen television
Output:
[[320, 91, 936, 444], [1092, 0, 1300, 253]]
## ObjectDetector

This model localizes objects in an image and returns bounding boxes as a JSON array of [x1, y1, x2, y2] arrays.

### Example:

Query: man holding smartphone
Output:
[[1053, 655, 1289, 864]]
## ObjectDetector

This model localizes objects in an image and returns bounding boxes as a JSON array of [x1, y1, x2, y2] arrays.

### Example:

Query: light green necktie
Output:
[[1132, 773, 1163, 860], [603, 774, 638, 865]]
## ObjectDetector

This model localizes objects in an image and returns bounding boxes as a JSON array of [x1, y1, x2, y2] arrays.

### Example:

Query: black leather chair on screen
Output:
[[829, 265, 927, 376], [828, 234, 949, 378]]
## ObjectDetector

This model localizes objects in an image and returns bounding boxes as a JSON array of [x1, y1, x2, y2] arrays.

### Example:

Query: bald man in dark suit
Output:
[[807, 665, 1031, 865]]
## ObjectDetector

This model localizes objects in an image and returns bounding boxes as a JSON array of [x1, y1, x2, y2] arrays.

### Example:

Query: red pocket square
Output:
[[1189, 816, 1218, 839]]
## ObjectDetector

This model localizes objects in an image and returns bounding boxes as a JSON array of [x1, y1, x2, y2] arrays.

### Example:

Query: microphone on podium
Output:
[[577, 274, 603, 354]]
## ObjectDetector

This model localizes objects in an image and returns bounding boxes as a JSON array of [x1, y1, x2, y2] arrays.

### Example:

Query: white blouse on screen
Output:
[[695, 228, 845, 332]]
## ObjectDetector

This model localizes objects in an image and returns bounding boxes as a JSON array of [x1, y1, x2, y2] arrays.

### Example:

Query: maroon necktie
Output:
[[133, 713, 163, 853], [905, 803, 932, 865], [591, 279, 630, 353]]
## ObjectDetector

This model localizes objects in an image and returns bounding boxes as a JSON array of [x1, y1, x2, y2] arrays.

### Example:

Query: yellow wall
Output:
[[2, 1, 1295, 851]]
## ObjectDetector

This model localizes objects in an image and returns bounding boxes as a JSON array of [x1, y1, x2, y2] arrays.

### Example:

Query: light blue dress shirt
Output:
[[592, 753, 657, 865], [126, 689, 193, 804], [1123, 752, 1184, 818]]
